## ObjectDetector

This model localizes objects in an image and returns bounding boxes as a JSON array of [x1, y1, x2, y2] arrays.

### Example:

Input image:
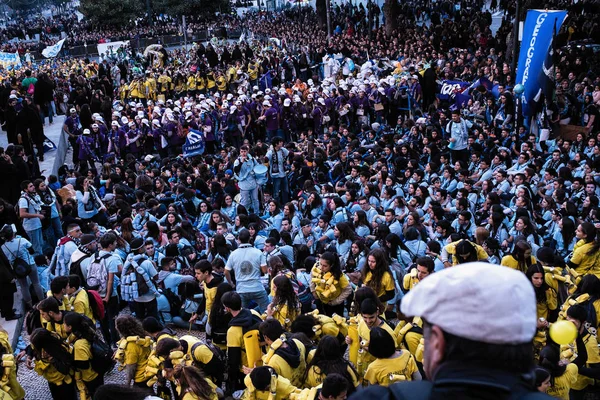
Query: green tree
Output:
[[79, 0, 143, 26]]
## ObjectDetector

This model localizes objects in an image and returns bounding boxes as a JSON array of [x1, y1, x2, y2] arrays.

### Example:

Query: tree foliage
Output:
[[153, 0, 230, 17], [79, 0, 143, 26], [383, 0, 398, 36]]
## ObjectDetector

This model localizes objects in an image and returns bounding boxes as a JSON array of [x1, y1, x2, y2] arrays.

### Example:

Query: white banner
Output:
[[97, 41, 130, 56], [0, 52, 21, 68], [42, 38, 66, 58]]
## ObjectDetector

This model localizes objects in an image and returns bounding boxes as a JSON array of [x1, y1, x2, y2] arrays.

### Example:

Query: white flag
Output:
[[42, 38, 66, 58]]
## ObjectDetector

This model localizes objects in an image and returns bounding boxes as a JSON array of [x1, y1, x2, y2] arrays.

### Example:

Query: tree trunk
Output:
[[316, 0, 327, 27], [384, 0, 398, 36]]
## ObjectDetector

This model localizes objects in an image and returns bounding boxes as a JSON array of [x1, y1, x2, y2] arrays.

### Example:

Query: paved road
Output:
[[0, 114, 66, 177]]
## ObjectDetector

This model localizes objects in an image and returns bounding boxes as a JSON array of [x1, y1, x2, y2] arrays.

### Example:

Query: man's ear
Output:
[[424, 324, 446, 380]]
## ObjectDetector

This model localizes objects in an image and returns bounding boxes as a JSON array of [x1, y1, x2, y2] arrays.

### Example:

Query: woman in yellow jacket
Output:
[[29, 328, 76, 400], [501, 240, 536, 273], [526, 263, 557, 357], [539, 345, 581, 399], [0, 330, 24, 400], [558, 275, 600, 324], [569, 223, 600, 277], [310, 252, 352, 317], [361, 249, 396, 304], [364, 327, 421, 387], [303, 335, 359, 394], [172, 364, 218, 400], [114, 315, 153, 389], [266, 275, 301, 330], [63, 312, 103, 399], [242, 366, 298, 400]]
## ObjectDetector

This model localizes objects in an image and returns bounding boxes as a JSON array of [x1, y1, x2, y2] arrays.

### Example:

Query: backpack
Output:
[[70, 253, 93, 288], [86, 253, 111, 294], [27, 83, 35, 95], [2, 239, 32, 279], [87, 289, 106, 320], [162, 287, 183, 317], [121, 257, 152, 301], [191, 341, 226, 367], [89, 337, 115, 374], [25, 308, 43, 335]]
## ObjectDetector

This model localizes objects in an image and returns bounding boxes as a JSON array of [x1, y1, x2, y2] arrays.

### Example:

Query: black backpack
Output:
[[90, 337, 115, 374], [70, 253, 93, 289], [160, 285, 183, 317], [2, 239, 32, 279]]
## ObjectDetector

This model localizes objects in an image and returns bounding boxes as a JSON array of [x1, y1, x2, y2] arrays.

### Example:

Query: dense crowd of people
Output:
[[0, 0, 600, 399]]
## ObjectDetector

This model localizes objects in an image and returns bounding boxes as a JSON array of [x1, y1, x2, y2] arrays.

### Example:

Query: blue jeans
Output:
[[44, 217, 63, 252], [26, 228, 44, 256], [272, 176, 289, 205], [239, 290, 269, 313]]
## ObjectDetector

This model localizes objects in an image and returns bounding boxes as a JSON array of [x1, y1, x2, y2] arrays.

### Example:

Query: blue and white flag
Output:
[[515, 10, 567, 116], [183, 129, 205, 158], [0, 52, 21, 68], [42, 38, 66, 58]]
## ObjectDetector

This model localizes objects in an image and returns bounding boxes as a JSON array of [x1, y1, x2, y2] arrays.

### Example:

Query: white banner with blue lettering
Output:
[[0, 52, 21, 68], [515, 10, 567, 116], [42, 38, 66, 58], [183, 129, 206, 158]]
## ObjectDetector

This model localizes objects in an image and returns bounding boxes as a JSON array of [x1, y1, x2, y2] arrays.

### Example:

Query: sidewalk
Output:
[[0, 114, 66, 351]]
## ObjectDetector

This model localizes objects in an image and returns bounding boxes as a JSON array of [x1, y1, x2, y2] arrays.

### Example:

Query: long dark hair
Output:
[[362, 248, 391, 297], [63, 312, 97, 342], [526, 264, 550, 304], [272, 275, 299, 317], [539, 345, 566, 386], [320, 251, 343, 280], [173, 364, 214, 399], [30, 328, 73, 375], [304, 335, 357, 394]]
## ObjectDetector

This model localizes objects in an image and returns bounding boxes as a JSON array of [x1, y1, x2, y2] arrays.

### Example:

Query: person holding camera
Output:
[[0, 224, 44, 311], [233, 145, 260, 214], [18, 179, 45, 256]]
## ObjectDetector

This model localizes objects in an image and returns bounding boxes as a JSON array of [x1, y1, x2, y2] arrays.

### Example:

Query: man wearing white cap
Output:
[[77, 128, 97, 174], [352, 262, 549, 399]]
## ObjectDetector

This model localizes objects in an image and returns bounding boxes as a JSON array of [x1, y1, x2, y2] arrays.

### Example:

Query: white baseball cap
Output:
[[262, 100, 271, 106], [283, 99, 291, 107], [401, 262, 537, 345], [83, 128, 90, 135]]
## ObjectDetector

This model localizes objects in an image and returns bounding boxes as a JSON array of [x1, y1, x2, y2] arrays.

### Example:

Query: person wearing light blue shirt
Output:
[[97, 232, 124, 345], [132, 204, 157, 232], [0, 226, 44, 308]]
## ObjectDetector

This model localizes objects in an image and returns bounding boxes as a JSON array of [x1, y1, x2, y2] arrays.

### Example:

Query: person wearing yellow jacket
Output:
[[364, 327, 421, 387], [557, 275, 600, 324], [242, 367, 297, 400], [154, 335, 223, 387], [141, 317, 178, 396], [0, 329, 24, 400], [63, 312, 103, 400], [256, 319, 306, 388], [48, 275, 71, 312], [345, 299, 397, 377], [172, 364, 218, 400], [561, 304, 600, 398], [568, 223, 600, 277], [501, 241, 536, 273], [113, 315, 153, 388], [402, 257, 434, 293], [310, 252, 352, 317], [29, 328, 76, 400], [303, 335, 359, 393], [67, 275, 94, 323], [361, 249, 396, 303], [265, 275, 301, 330], [393, 315, 423, 357], [38, 297, 69, 340], [441, 239, 489, 267], [194, 73, 205, 94], [216, 73, 227, 93], [193, 260, 225, 323], [222, 291, 264, 393], [291, 373, 349, 400], [206, 71, 216, 93], [186, 74, 196, 96], [247, 61, 260, 84]]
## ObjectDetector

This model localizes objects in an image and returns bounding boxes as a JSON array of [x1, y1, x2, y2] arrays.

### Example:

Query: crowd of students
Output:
[[0, 0, 599, 399]]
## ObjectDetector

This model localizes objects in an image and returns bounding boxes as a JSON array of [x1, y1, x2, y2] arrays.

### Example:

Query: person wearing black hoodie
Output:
[[258, 318, 307, 388], [222, 291, 263, 393]]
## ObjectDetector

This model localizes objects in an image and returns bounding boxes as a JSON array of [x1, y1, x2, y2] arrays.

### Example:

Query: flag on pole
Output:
[[42, 38, 66, 58], [515, 10, 567, 116]]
